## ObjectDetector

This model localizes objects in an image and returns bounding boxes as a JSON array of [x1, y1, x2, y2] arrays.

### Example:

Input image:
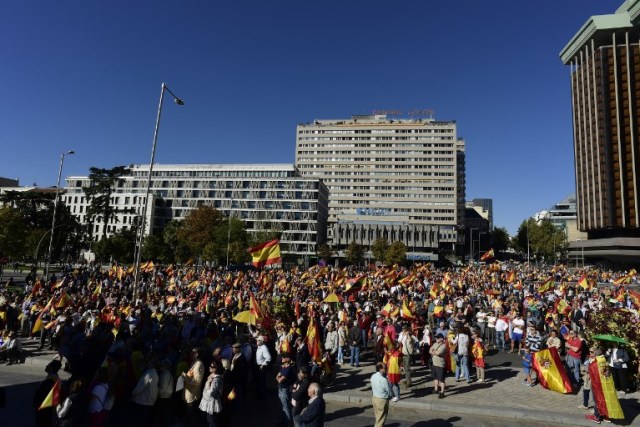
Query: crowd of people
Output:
[[0, 260, 638, 426]]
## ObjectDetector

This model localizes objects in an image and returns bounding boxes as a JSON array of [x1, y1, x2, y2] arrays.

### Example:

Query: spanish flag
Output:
[[344, 274, 366, 293], [383, 331, 395, 352], [537, 277, 555, 294], [480, 248, 494, 262], [32, 297, 54, 334], [38, 378, 61, 410], [532, 348, 573, 394], [249, 292, 264, 321], [589, 355, 624, 419], [400, 298, 416, 321], [555, 299, 571, 316], [577, 275, 589, 291], [384, 348, 402, 385], [306, 317, 322, 363], [505, 271, 515, 283], [380, 302, 393, 317], [248, 239, 282, 268]]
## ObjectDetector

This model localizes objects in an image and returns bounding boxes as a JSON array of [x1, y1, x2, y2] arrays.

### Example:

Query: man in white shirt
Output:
[[255, 336, 271, 399], [510, 315, 525, 354], [131, 359, 159, 424], [495, 315, 509, 351]]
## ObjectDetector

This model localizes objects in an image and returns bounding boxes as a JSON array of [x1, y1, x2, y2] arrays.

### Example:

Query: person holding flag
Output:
[[384, 341, 403, 402], [33, 359, 62, 427]]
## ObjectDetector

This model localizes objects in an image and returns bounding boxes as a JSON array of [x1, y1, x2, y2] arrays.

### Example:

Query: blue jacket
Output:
[[294, 396, 325, 427]]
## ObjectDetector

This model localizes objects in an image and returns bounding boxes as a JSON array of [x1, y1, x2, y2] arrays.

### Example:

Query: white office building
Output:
[[62, 164, 328, 258]]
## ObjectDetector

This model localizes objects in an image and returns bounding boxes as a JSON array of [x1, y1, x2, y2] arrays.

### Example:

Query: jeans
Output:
[[495, 331, 506, 350], [391, 382, 400, 399], [278, 386, 292, 425], [350, 346, 360, 366], [582, 389, 590, 407], [337, 345, 344, 365], [486, 327, 496, 346], [566, 355, 581, 384], [455, 355, 470, 382]]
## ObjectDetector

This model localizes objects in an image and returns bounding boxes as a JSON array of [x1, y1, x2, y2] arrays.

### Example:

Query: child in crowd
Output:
[[522, 347, 534, 387]]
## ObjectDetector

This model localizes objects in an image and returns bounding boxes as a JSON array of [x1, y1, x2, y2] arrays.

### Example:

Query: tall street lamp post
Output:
[[133, 83, 184, 301], [45, 150, 75, 280]]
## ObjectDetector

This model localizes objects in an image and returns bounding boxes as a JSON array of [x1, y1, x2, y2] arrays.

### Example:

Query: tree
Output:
[[345, 241, 364, 266], [317, 243, 334, 262], [210, 217, 250, 265], [371, 238, 390, 262], [92, 228, 136, 263], [0, 190, 55, 229], [512, 218, 567, 263], [163, 220, 190, 263], [82, 165, 132, 240], [0, 207, 28, 259], [142, 234, 171, 263], [385, 241, 407, 266], [177, 206, 224, 258], [490, 227, 511, 253]]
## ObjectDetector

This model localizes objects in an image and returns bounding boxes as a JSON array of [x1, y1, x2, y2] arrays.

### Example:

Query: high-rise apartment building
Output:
[[62, 164, 328, 260], [560, 0, 640, 264], [295, 114, 465, 259]]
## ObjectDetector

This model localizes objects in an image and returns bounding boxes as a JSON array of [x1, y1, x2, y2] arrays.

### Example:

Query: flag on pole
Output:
[[344, 274, 366, 293], [480, 249, 495, 262], [380, 302, 393, 317], [248, 239, 282, 268], [249, 292, 264, 321], [38, 379, 61, 410]]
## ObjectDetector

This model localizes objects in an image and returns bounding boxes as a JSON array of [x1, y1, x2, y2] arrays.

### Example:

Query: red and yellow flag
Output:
[[306, 317, 322, 363], [380, 302, 393, 317], [577, 275, 589, 291], [38, 378, 61, 410], [589, 355, 624, 419], [537, 277, 555, 294], [248, 239, 282, 268], [32, 297, 54, 334], [249, 292, 264, 321], [555, 299, 571, 316], [532, 348, 573, 394], [480, 248, 494, 262], [400, 298, 415, 321]]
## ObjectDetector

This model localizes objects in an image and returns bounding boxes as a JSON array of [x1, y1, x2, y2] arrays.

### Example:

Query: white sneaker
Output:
[[392, 397, 399, 402]]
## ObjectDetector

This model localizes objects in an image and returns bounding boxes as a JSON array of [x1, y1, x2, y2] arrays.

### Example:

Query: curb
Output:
[[323, 391, 595, 426]]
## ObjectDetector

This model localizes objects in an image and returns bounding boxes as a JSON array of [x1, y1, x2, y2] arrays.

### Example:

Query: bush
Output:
[[585, 307, 639, 386]]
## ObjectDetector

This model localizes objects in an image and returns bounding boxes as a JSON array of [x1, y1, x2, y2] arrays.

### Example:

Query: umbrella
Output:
[[323, 293, 340, 303], [233, 310, 256, 325], [591, 334, 627, 345]]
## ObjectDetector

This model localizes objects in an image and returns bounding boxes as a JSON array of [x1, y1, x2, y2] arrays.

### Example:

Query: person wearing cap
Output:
[[429, 333, 447, 398], [229, 342, 248, 402]]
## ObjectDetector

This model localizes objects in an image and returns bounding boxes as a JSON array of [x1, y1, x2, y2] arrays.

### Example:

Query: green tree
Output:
[[371, 238, 390, 262], [92, 228, 137, 263], [512, 218, 567, 263], [490, 227, 511, 253], [317, 243, 334, 261], [345, 241, 365, 266], [142, 234, 171, 263], [163, 220, 190, 263], [82, 165, 132, 240], [385, 241, 407, 265], [210, 217, 250, 265], [0, 190, 55, 229], [0, 207, 28, 259], [177, 206, 224, 258]]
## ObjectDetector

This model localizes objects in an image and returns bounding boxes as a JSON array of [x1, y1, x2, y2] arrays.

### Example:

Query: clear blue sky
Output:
[[0, 0, 619, 235]]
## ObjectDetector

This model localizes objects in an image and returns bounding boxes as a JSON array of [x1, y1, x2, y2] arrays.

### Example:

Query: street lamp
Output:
[[226, 197, 233, 269], [468, 228, 477, 264], [133, 83, 184, 300], [45, 150, 74, 281]]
